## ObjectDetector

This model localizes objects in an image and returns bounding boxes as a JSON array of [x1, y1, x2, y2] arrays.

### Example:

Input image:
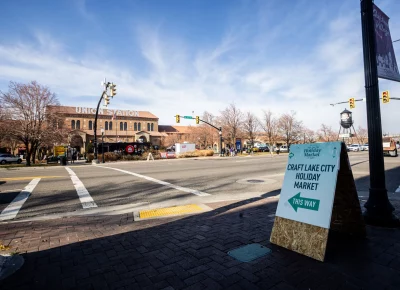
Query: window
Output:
[[134, 122, 137, 131], [124, 122, 127, 131], [138, 123, 141, 131], [76, 120, 80, 129], [151, 123, 154, 131], [89, 121, 93, 130], [147, 123, 150, 131], [109, 121, 113, 130], [71, 120, 75, 129], [120, 122, 123, 131]]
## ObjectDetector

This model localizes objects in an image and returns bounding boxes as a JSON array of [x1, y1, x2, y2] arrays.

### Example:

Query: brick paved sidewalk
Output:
[[0, 195, 400, 290]]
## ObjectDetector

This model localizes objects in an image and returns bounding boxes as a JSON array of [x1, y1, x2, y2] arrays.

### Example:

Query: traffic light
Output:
[[349, 98, 355, 109], [110, 83, 117, 97], [176, 115, 180, 123], [104, 95, 110, 107], [196, 116, 200, 124], [382, 90, 390, 103]]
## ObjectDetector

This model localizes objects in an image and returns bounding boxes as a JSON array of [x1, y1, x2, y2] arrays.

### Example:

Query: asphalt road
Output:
[[0, 152, 399, 222]]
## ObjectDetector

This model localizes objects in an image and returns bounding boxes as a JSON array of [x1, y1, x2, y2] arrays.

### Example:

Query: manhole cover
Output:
[[247, 179, 264, 183]]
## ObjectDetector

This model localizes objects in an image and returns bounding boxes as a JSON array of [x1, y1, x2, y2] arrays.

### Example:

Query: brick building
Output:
[[49, 106, 166, 154]]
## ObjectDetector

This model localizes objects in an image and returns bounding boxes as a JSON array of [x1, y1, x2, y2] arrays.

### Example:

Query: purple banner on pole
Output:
[[373, 4, 400, 82]]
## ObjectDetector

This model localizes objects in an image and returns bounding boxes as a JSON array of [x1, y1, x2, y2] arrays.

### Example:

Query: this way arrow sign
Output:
[[288, 192, 320, 212]]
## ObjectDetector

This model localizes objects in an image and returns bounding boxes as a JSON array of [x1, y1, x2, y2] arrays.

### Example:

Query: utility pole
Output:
[[360, 0, 398, 226]]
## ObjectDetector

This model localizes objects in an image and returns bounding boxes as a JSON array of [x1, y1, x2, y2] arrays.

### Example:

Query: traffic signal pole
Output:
[[93, 81, 115, 164], [176, 115, 223, 156], [196, 118, 223, 157], [360, 0, 399, 227], [93, 94, 104, 164]]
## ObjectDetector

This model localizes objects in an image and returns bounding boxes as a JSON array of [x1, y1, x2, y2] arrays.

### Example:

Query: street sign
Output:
[[183, 116, 193, 119], [275, 142, 340, 228], [126, 145, 134, 154], [270, 142, 365, 262], [288, 192, 320, 212]]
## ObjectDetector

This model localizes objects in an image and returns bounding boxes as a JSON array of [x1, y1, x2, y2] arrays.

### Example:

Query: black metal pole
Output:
[[102, 132, 105, 163], [360, 0, 399, 226], [93, 93, 104, 163]]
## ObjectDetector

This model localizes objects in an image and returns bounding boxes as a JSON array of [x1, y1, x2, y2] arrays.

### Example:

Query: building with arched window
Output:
[[47, 106, 166, 154]]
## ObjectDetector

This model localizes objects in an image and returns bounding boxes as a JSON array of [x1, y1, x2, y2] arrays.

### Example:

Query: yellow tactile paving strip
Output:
[[1, 176, 64, 181], [139, 204, 204, 219]]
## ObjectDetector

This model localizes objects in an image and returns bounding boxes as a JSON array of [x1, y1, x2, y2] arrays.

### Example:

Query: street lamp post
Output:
[[219, 128, 223, 157], [101, 128, 105, 163], [360, 0, 399, 226]]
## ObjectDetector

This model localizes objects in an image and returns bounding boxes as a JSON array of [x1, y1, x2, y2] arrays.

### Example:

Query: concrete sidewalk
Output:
[[0, 196, 399, 290]]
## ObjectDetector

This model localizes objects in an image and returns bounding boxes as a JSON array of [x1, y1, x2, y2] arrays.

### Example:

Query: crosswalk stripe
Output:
[[0, 178, 40, 221], [98, 166, 211, 196], [65, 167, 98, 209]]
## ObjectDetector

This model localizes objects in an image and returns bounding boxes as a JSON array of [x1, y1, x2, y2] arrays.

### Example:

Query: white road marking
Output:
[[0, 178, 40, 221], [396, 186, 400, 193], [99, 166, 211, 196], [65, 167, 98, 209]]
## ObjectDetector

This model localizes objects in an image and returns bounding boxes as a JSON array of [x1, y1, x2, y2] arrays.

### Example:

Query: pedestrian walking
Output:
[[72, 152, 76, 164]]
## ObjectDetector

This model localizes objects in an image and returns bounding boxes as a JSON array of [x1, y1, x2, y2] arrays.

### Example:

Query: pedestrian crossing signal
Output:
[[176, 115, 180, 123], [349, 98, 355, 109], [382, 91, 390, 103], [196, 116, 200, 124]]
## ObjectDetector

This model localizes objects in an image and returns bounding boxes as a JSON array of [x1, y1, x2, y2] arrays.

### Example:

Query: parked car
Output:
[[46, 155, 60, 164], [361, 144, 369, 151], [275, 145, 288, 153], [258, 146, 270, 152], [0, 153, 23, 164], [347, 144, 362, 152]]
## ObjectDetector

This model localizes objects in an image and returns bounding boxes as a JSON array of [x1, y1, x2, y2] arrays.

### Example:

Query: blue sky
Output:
[[1, 0, 400, 133]]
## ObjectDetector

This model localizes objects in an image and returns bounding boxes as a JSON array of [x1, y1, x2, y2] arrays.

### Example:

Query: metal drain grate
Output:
[[247, 179, 265, 183]]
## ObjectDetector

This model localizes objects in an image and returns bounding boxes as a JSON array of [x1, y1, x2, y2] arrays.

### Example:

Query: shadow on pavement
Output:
[[0, 174, 400, 289]]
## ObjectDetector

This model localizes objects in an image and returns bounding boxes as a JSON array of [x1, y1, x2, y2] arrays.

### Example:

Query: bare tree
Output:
[[277, 111, 303, 149], [356, 126, 368, 144], [303, 128, 317, 143], [219, 103, 243, 146], [0, 81, 65, 166], [243, 112, 260, 148], [261, 110, 279, 148], [318, 124, 336, 142]]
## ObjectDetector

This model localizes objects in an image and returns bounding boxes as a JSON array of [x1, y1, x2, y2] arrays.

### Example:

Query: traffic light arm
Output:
[[330, 97, 399, 106], [197, 118, 222, 132], [330, 98, 364, 106]]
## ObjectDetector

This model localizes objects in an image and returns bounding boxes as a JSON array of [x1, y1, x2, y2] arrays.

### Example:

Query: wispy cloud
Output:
[[0, 0, 399, 133]]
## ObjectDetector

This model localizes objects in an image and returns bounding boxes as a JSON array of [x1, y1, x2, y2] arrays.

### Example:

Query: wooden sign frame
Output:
[[270, 142, 365, 261]]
